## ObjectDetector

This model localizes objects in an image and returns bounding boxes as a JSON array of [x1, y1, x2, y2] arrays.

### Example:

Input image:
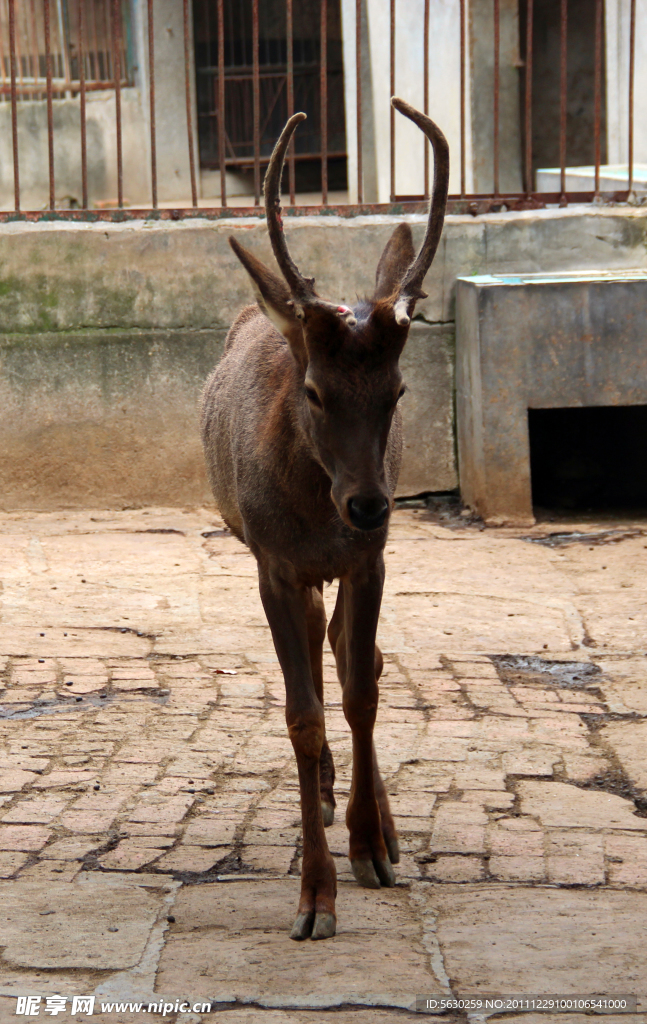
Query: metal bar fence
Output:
[[0, 0, 639, 220], [286, 0, 295, 204], [320, 0, 328, 205], [78, 0, 88, 209], [183, 0, 197, 207], [111, 0, 122, 208], [524, 0, 533, 197], [493, 0, 499, 198], [44, 0, 55, 209], [147, 0, 157, 208], [559, 0, 567, 205]]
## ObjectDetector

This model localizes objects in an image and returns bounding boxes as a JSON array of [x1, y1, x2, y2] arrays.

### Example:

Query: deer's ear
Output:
[[373, 223, 416, 301], [229, 236, 307, 362]]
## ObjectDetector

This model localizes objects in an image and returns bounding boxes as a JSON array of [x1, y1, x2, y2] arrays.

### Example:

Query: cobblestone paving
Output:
[[0, 507, 646, 1023]]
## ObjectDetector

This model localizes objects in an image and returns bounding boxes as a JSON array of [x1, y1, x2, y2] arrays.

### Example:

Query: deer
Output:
[[201, 97, 449, 941]]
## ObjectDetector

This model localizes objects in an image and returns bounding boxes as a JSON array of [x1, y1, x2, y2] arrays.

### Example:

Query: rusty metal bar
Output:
[[8, 0, 20, 211], [593, 0, 602, 197], [183, 0, 198, 207], [0, 4, 9, 84], [14, 0, 23, 91], [628, 0, 636, 193], [389, 0, 395, 201], [559, 0, 567, 205], [28, 0, 39, 86], [356, 0, 363, 203], [1, 191, 637, 226], [148, 0, 157, 208], [423, 0, 429, 199], [286, 0, 295, 204], [460, 0, 466, 197], [56, 0, 71, 91], [493, 0, 500, 197], [44, 0, 55, 209], [252, 0, 260, 207], [79, 0, 88, 208], [89, 0, 100, 80], [217, 0, 226, 207], [320, 0, 328, 204], [112, 0, 123, 207], [524, 0, 533, 195], [0, 80, 129, 96]]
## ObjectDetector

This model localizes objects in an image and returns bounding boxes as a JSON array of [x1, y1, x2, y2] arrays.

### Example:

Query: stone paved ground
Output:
[[0, 505, 646, 1024]]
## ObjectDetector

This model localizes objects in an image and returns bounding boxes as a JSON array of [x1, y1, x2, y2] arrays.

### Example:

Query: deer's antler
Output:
[[264, 112, 316, 306], [390, 97, 450, 326], [263, 113, 357, 326]]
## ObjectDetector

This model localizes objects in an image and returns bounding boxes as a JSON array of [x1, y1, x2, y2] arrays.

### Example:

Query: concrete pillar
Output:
[[138, 0, 200, 203], [342, 0, 473, 203], [605, 0, 647, 168]]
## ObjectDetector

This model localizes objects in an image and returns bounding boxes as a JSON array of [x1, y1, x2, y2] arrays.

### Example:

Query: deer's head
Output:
[[230, 99, 449, 532]]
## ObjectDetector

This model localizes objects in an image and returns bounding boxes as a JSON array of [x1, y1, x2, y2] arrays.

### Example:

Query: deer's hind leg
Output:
[[327, 573, 399, 884], [305, 584, 336, 826]]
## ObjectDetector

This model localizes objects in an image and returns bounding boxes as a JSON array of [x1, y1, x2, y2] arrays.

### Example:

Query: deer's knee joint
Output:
[[342, 690, 378, 732], [287, 708, 325, 761]]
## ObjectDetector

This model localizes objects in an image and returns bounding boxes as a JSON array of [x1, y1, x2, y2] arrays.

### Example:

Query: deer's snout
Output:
[[347, 495, 389, 531]]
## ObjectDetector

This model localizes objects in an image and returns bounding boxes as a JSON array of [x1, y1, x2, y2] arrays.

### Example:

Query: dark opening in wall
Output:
[[529, 406, 647, 511]]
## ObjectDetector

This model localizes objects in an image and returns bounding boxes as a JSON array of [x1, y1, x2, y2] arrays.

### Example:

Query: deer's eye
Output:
[[305, 385, 323, 409]]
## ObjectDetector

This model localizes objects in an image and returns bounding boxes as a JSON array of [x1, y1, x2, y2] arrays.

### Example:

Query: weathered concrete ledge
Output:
[[1, 206, 646, 509]]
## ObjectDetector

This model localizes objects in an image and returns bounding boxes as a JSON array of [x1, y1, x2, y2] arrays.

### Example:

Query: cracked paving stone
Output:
[[156, 879, 443, 1009], [421, 885, 647, 1004], [0, 875, 173, 970], [2, 506, 647, 1005]]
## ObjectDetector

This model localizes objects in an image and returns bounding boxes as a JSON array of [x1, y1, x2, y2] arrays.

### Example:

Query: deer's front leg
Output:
[[258, 563, 336, 941], [341, 557, 396, 890]]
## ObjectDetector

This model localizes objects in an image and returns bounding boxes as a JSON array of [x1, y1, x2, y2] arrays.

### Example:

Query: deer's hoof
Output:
[[386, 835, 400, 864], [350, 858, 381, 889], [321, 800, 335, 827], [290, 911, 315, 941], [311, 911, 336, 940], [374, 857, 397, 887], [351, 856, 396, 889]]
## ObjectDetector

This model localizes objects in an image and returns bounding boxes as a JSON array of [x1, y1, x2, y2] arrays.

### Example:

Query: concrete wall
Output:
[[1, 206, 647, 510], [0, 91, 150, 210]]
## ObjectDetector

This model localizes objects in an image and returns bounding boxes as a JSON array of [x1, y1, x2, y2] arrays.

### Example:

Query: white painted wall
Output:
[[605, 0, 647, 171], [342, 0, 472, 203]]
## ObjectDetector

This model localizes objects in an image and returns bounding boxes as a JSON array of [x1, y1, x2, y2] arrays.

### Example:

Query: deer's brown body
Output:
[[203, 303, 403, 580], [201, 99, 448, 940]]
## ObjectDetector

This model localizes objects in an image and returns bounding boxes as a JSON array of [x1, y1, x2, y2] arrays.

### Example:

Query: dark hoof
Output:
[[321, 801, 335, 827], [350, 858, 381, 889], [290, 911, 315, 941], [374, 857, 396, 887], [386, 835, 400, 864], [311, 911, 336, 940]]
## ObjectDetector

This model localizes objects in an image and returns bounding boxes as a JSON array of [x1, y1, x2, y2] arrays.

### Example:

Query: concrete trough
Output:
[[456, 269, 647, 524]]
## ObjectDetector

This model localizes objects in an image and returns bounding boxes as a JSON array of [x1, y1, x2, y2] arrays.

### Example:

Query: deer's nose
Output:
[[347, 496, 389, 531]]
